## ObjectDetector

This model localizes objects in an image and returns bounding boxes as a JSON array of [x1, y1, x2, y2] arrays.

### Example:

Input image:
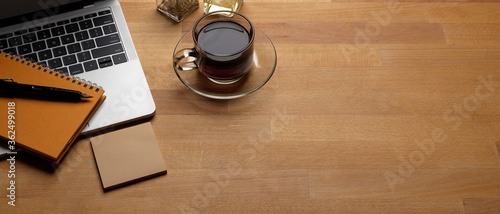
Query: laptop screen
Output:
[[0, 0, 94, 28]]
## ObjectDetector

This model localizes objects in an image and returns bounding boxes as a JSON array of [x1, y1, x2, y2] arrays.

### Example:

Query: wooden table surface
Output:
[[3, 0, 500, 213]]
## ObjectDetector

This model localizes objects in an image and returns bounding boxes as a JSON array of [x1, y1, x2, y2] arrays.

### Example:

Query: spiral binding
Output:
[[2, 52, 103, 93]]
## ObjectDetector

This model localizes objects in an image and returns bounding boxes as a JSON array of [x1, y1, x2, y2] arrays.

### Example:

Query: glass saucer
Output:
[[173, 28, 277, 99]]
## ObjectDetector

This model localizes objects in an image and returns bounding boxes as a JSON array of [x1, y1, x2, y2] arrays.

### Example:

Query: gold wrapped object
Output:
[[203, 0, 243, 17], [157, 0, 199, 22]]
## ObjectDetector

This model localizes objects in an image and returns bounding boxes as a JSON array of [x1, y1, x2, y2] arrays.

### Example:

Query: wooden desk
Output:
[[2, 0, 500, 213]]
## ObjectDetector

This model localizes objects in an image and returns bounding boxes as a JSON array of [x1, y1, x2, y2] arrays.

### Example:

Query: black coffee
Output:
[[196, 21, 253, 82], [197, 21, 250, 55]]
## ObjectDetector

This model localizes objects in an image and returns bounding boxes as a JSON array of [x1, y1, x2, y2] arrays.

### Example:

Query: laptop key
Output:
[[43, 23, 56, 29], [57, 20, 70, 26], [17, 44, 32, 55], [51, 26, 65, 36], [67, 43, 82, 54], [65, 23, 80, 34], [22, 33, 37, 43], [77, 51, 92, 62], [0, 40, 7, 49], [71, 16, 84, 23], [38, 50, 53, 61], [38, 61, 47, 67], [102, 24, 117, 34], [84, 60, 98, 71], [98, 10, 111, 16], [69, 64, 84, 75], [93, 15, 114, 26], [112, 53, 127, 65], [53, 46, 67, 57], [8, 36, 23, 47], [48, 58, 63, 68], [88, 27, 103, 38], [47, 38, 61, 48], [85, 13, 98, 19], [14, 29, 28, 35], [3, 48, 17, 55], [81, 40, 96, 50], [55, 67, 69, 75], [24, 53, 38, 62], [61, 34, 75, 45], [75, 31, 90, 41], [28, 26, 42, 32], [63, 54, 77, 66], [32, 41, 47, 51], [95, 33, 120, 47], [91, 43, 124, 59], [97, 56, 113, 68], [79, 20, 93, 30], [37, 29, 51, 39], [0, 33, 13, 39]]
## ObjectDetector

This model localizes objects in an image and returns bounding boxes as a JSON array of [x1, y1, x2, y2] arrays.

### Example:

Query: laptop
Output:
[[0, 0, 156, 135]]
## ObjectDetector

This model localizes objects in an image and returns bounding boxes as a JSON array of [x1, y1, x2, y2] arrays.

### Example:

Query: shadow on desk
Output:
[[0, 116, 154, 173]]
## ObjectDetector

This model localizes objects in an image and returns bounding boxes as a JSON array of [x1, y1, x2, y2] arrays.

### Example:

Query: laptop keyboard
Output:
[[0, 9, 127, 76]]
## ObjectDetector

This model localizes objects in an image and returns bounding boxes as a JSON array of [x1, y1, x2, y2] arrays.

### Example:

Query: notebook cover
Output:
[[90, 122, 167, 191], [0, 52, 105, 163]]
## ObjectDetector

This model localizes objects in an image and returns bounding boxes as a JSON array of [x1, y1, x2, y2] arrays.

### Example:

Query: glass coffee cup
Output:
[[174, 11, 255, 84]]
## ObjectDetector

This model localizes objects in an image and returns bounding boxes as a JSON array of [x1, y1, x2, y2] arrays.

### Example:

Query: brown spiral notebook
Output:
[[0, 52, 106, 163]]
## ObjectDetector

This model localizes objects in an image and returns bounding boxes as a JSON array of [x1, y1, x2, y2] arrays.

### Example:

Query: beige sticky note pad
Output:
[[90, 122, 167, 191]]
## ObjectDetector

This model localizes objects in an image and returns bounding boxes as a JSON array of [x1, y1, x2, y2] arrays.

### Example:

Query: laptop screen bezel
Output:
[[0, 0, 95, 29]]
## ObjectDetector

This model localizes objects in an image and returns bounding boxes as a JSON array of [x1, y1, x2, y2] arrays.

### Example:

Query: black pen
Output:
[[0, 78, 92, 102]]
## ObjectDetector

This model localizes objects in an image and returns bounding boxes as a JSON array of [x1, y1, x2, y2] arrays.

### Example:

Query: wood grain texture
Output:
[[1, 0, 500, 213], [463, 198, 500, 214]]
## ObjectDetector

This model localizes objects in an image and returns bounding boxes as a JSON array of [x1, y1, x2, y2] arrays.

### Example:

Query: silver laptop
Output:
[[0, 0, 156, 135]]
